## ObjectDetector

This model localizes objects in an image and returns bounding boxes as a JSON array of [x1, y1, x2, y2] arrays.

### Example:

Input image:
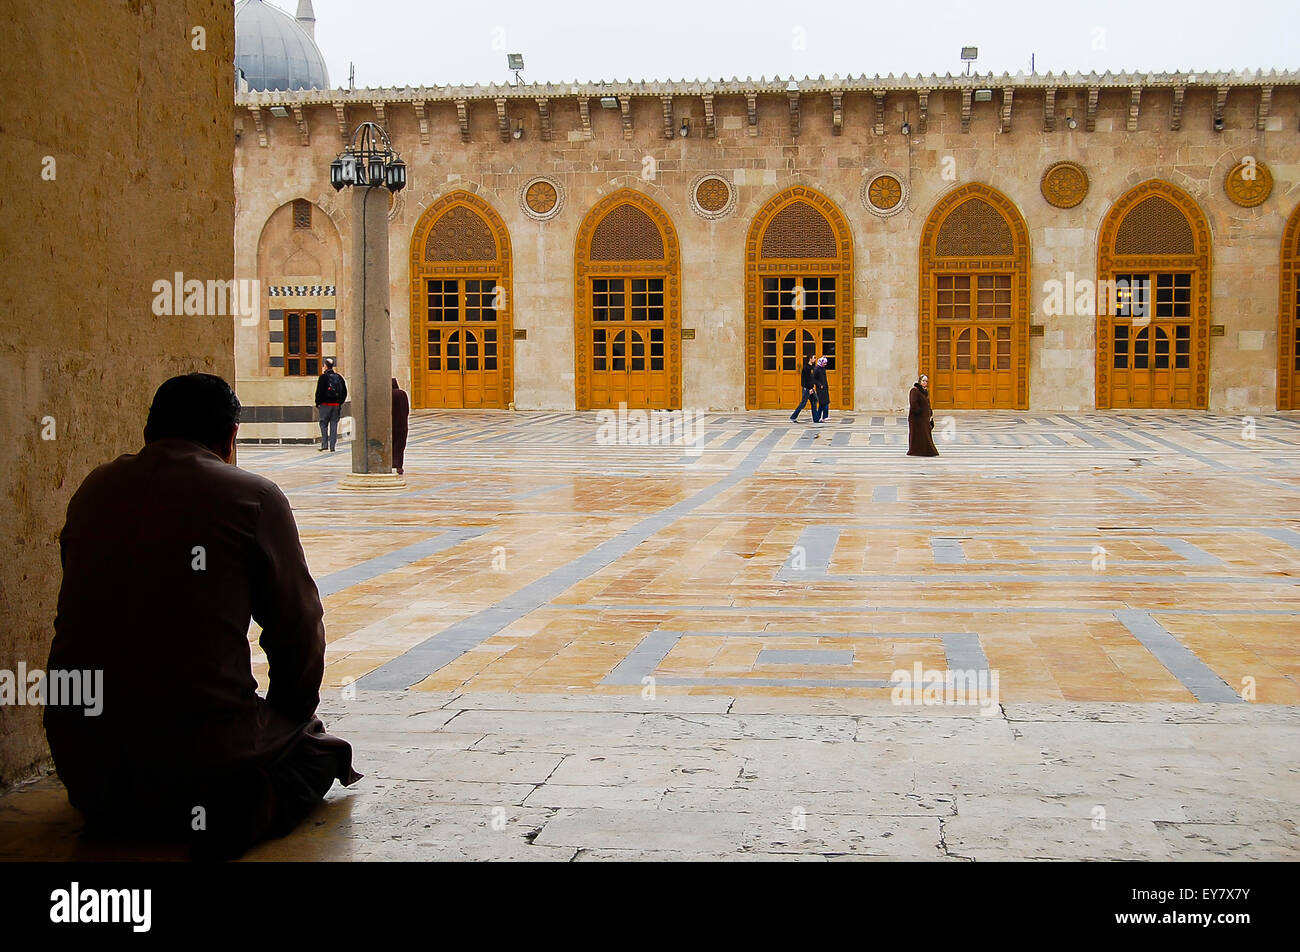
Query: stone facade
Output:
[[0, 2, 235, 784], [235, 73, 1300, 428]]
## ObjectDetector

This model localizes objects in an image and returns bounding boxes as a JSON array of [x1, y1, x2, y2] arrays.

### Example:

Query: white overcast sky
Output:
[[296, 0, 1300, 89]]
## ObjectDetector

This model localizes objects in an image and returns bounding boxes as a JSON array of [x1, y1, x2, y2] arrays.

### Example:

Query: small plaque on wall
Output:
[[1030, 325, 1045, 337], [853, 326, 869, 338], [513, 328, 527, 340], [1210, 325, 1225, 337], [682, 328, 696, 340]]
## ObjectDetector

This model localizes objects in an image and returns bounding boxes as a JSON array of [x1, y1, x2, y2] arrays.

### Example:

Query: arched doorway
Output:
[[1280, 204, 1300, 410], [408, 191, 514, 409], [919, 184, 1030, 409], [574, 189, 681, 410], [745, 186, 853, 410], [1097, 180, 1211, 409]]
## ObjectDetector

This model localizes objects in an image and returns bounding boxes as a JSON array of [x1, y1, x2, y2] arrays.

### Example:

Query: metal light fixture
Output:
[[513, 119, 524, 140], [678, 118, 690, 137], [1065, 109, 1077, 130], [330, 121, 406, 192], [599, 96, 619, 109], [1213, 114, 1225, 131], [901, 111, 911, 135], [961, 46, 978, 75], [508, 52, 524, 85]]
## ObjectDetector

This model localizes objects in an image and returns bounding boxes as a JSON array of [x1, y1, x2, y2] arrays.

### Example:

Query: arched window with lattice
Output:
[[574, 190, 681, 410], [744, 187, 854, 410], [1096, 181, 1211, 409], [408, 192, 514, 409], [918, 184, 1030, 409]]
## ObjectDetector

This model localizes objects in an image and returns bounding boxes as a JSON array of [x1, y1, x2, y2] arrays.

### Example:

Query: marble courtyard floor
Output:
[[2, 409, 1298, 860]]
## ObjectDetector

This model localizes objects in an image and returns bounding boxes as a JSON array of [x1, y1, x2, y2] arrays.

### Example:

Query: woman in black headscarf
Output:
[[907, 374, 939, 457]]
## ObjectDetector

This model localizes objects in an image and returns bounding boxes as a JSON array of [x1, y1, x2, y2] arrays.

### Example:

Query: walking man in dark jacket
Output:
[[789, 355, 817, 423], [314, 357, 347, 452], [811, 356, 830, 423]]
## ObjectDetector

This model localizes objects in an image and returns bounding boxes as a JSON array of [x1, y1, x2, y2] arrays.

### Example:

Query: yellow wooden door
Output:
[[589, 277, 668, 409], [1108, 272, 1194, 408], [932, 273, 1016, 408], [755, 275, 838, 409], [1289, 275, 1300, 407], [421, 278, 503, 409]]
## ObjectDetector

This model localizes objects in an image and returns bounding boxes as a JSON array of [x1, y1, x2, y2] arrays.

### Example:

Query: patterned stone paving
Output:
[[2, 410, 1297, 860]]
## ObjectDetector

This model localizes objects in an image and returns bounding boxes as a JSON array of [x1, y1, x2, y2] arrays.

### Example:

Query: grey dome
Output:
[[234, 0, 329, 92]]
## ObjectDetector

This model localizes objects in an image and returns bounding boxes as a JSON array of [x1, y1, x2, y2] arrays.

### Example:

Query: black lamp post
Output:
[[330, 121, 406, 193], [331, 121, 406, 490]]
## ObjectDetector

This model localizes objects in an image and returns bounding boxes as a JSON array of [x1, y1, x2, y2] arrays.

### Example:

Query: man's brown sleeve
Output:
[[250, 483, 326, 724]]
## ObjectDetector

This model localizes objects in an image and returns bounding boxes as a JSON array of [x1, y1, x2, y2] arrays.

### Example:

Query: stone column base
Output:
[[337, 472, 408, 492]]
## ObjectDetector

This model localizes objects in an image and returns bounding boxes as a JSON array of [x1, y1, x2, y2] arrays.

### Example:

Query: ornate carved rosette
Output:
[[1224, 160, 1273, 208], [519, 176, 565, 221], [861, 172, 908, 218], [688, 173, 736, 220], [1040, 161, 1089, 208]]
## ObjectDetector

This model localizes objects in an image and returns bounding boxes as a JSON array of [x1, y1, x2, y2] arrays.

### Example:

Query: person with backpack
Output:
[[314, 357, 347, 452]]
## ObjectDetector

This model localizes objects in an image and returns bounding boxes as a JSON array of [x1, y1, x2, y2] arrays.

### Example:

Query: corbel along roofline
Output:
[[237, 69, 1300, 105]]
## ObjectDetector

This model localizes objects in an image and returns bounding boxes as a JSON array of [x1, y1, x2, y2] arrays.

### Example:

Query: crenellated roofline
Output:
[[236, 69, 1300, 105]]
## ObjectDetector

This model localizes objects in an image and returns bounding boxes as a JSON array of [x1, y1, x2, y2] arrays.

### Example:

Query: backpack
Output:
[[323, 372, 344, 403]]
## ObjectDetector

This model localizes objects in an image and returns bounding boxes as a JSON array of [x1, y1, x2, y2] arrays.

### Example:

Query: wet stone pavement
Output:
[[2, 410, 1298, 860]]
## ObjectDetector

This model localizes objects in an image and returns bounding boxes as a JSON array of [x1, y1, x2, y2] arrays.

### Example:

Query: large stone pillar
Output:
[[340, 185, 405, 490]]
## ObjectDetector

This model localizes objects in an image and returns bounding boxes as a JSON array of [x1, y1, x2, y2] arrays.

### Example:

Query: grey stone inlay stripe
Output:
[[1125, 430, 1230, 470], [931, 538, 967, 564], [1114, 486, 1156, 503], [602, 630, 987, 689], [1259, 528, 1300, 550], [758, 649, 854, 665], [656, 675, 896, 688], [316, 527, 488, 597], [940, 633, 991, 672], [720, 430, 753, 450], [603, 630, 680, 686], [1115, 609, 1242, 702], [359, 429, 786, 690], [830, 430, 852, 446], [872, 485, 898, 503], [779, 526, 839, 578], [1156, 536, 1224, 566]]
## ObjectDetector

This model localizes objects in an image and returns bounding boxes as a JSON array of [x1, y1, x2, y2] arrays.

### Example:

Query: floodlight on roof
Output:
[[507, 54, 524, 71]]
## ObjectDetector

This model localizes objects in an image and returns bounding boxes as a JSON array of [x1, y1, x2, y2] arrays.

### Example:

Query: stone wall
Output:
[[235, 79, 1300, 414], [0, 2, 235, 784]]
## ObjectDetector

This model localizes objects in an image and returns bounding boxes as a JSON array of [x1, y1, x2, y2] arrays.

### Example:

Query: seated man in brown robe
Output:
[[45, 373, 360, 859]]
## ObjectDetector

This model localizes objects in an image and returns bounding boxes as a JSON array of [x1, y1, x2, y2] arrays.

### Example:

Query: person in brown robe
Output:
[[391, 377, 410, 476], [45, 373, 360, 860], [907, 374, 940, 457]]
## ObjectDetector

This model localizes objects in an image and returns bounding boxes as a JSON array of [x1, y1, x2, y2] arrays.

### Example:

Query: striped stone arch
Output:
[[918, 183, 1031, 409], [1096, 179, 1211, 410], [573, 188, 682, 410], [745, 185, 854, 410], [1280, 203, 1300, 410], [408, 190, 514, 409]]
